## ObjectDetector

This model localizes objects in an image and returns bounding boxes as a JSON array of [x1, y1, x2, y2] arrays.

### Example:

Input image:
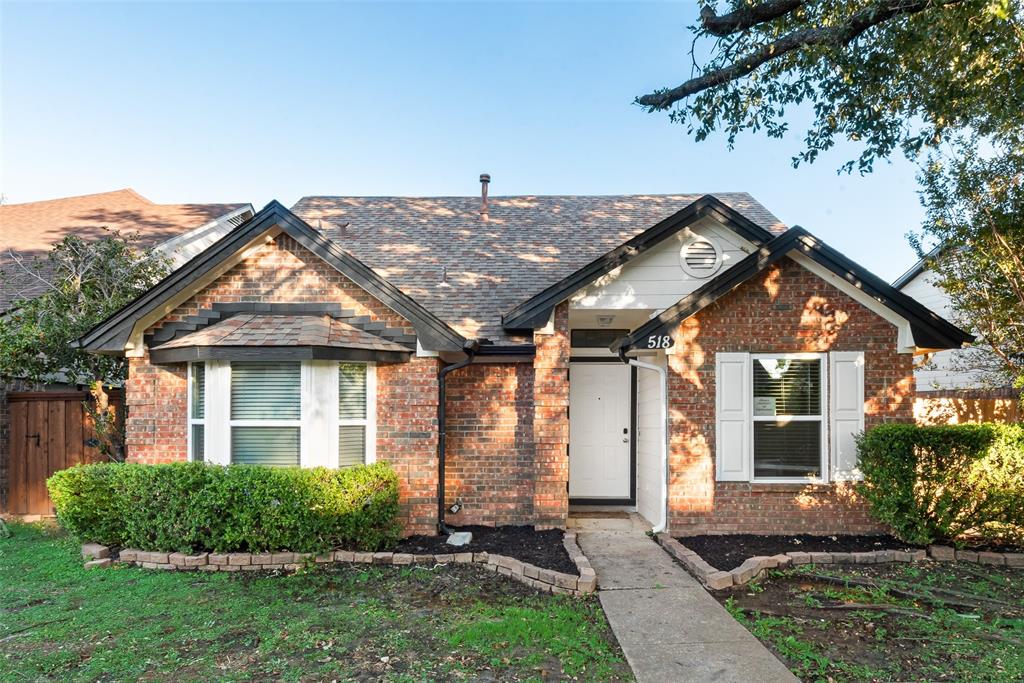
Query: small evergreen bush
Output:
[[856, 423, 1024, 545], [47, 461, 401, 553]]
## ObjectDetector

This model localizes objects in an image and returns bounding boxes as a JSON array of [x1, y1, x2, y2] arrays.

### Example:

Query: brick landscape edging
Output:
[[81, 531, 597, 596], [654, 533, 1023, 590]]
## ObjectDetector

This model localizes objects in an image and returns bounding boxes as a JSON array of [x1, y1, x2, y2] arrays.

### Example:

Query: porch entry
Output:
[[568, 361, 635, 504]]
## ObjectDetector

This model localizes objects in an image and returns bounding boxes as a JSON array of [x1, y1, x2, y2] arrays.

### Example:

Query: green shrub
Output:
[[47, 461, 402, 553], [856, 423, 1024, 545]]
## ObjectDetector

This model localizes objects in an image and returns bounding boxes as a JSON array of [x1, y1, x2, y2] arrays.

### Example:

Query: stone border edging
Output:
[[81, 531, 597, 596], [654, 533, 1023, 590]]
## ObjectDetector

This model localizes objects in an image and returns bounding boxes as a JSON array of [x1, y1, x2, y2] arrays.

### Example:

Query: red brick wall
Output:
[[124, 353, 188, 464], [667, 258, 915, 536], [444, 362, 536, 527], [532, 302, 570, 529], [377, 357, 440, 535]]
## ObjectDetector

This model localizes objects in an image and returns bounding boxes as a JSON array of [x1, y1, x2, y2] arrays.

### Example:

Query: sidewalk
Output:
[[577, 528, 798, 683]]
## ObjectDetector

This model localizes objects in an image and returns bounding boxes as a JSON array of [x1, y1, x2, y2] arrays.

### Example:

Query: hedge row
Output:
[[47, 461, 401, 554], [857, 423, 1024, 545]]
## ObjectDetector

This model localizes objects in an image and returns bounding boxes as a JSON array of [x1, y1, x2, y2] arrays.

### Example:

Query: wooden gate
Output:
[[6, 391, 121, 515]]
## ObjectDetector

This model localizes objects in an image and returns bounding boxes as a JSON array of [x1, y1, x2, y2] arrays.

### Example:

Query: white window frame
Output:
[[190, 359, 375, 468], [749, 352, 829, 484], [186, 361, 206, 462]]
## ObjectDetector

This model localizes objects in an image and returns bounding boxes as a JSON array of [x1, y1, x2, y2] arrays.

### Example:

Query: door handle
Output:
[[622, 428, 629, 443]]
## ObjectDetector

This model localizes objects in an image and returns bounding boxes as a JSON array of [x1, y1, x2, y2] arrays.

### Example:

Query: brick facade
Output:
[[532, 303, 571, 529], [444, 362, 536, 527], [117, 236, 919, 538], [665, 258, 915, 535]]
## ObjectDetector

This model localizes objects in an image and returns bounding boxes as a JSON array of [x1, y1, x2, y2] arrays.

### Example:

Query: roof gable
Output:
[[77, 201, 466, 354], [614, 228, 974, 353], [502, 195, 777, 330]]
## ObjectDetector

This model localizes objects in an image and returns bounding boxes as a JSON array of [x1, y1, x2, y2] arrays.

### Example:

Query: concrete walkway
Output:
[[577, 528, 798, 683]]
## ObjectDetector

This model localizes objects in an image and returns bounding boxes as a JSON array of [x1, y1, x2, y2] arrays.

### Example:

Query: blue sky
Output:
[[2, 1, 925, 281]]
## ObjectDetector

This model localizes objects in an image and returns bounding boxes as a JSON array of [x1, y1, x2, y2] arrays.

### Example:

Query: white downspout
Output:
[[625, 355, 669, 534]]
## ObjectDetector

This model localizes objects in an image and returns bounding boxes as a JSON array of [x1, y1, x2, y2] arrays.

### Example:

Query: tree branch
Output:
[[638, 0, 966, 110], [700, 0, 804, 37]]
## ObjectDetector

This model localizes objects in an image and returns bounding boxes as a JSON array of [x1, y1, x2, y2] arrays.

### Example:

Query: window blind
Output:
[[191, 424, 205, 463], [338, 364, 367, 420], [231, 362, 301, 420], [232, 426, 300, 466], [753, 358, 821, 416], [338, 425, 366, 468], [753, 421, 821, 478], [190, 363, 205, 418]]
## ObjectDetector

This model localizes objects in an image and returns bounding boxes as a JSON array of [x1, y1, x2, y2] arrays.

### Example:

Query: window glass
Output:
[[231, 362, 301, 420], [338, 425, 367, 468], [232, 426, 300, 466], [190, 363, 205, 418], [753, 422, 821, 478], [191, 424, 205, 463], [753, 357, 822, 479], [338, 363, 367, 420], [753, 358, 821, 416]]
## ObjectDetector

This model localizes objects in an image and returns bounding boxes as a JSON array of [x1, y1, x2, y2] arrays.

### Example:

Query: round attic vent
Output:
[[679, 236, 723, 278]]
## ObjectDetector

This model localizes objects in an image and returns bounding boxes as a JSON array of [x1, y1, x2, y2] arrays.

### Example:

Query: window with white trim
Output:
[[188, 362, 206, 462], [191, 360, 374, 468], [751, 354, 825, 480], [230, 361, 302, 466], [716, 351, 863, 483]]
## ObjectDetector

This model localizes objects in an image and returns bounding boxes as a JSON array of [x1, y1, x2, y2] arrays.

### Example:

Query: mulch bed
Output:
[[394, 525, 578, 575], [679, 533, 924, 570]]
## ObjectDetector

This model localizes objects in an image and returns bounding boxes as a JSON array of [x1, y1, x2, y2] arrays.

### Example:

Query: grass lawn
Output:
[[719, 562, 1024, 682], [0, 523, 632, 682]]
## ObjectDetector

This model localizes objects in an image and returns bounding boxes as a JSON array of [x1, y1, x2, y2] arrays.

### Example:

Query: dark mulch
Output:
[[394, 525, 578, 575], [679, 533, 924, 571]]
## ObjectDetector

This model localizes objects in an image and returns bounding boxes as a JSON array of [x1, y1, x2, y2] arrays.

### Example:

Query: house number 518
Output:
[[645, 335, 673, 349]]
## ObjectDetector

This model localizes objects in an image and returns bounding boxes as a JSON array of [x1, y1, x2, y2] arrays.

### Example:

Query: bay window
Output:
[[190, 360, 374, 467]]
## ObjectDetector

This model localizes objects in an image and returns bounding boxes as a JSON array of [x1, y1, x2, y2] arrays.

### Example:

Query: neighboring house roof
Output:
[[291, 193, 786, 343], [892, 244, 944, 290], [615, 228, 975, 353], [149, 313, 413, 364], [0, 188, 248, 312]]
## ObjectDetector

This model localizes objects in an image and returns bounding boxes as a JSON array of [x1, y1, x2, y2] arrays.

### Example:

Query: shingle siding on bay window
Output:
[[668, 257, 914, 536]]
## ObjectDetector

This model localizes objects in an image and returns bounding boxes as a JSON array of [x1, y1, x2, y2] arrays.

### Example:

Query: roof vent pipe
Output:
[[479, 173, 490, 220]]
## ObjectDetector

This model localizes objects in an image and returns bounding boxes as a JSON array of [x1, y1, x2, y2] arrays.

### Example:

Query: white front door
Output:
[[569, 363, 631, 499]]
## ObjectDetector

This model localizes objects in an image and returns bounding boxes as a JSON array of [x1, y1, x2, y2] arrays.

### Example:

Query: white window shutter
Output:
[[716, 352, 751, 481], [830, 352, 865, 481]]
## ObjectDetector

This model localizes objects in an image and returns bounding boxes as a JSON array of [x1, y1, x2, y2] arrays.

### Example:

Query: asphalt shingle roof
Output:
[[0, 189, 244, 312], [291, 193, 786, 343], [155, 314, 413, 353]]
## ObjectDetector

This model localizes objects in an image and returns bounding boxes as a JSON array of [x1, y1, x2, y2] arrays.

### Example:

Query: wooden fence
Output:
[[6, 391, 121, 516]]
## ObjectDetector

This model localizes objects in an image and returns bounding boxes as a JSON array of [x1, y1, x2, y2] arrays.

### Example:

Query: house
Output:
[[893, 248, 1012, 393], [1, 189, 252, 513], [76, 178, 972, 536]]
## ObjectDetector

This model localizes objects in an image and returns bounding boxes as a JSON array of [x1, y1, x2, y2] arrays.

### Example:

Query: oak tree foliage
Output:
[[638, 0, 1023, 390]]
